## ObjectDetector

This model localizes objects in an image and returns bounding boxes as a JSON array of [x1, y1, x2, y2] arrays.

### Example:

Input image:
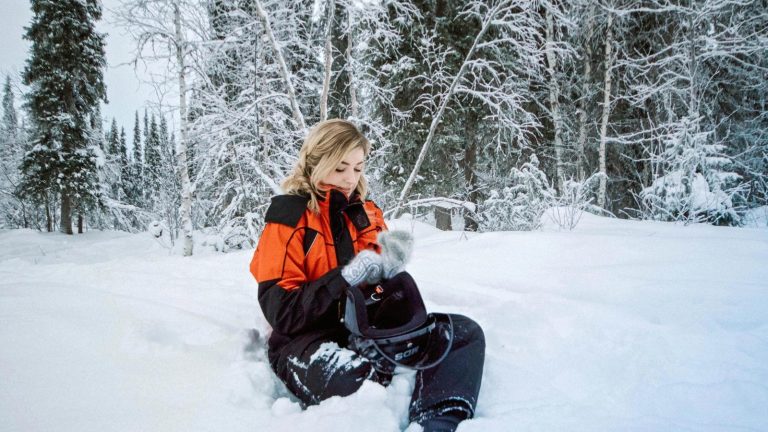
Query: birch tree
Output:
[[394, 0, 543, 213], [319, 0, 335, 121], [574, 3, 596, 181], [542, 1, 570, 193], [188, 0, 313, 249], [597, 10, 615, 209], [115, 0, 200, 255]]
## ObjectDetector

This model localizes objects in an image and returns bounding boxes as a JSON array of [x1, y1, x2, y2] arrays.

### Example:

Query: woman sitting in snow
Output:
[[249, 119, 485, 432]]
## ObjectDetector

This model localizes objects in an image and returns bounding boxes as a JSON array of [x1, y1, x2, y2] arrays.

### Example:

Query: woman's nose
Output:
[[344, 171, 356, 184]]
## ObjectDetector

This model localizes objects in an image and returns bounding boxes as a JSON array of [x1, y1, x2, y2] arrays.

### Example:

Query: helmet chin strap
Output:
[[349, 314, 453, 371]]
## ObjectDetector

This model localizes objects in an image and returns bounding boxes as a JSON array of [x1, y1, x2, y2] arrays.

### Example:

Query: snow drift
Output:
[[1, 214, 767, 431]]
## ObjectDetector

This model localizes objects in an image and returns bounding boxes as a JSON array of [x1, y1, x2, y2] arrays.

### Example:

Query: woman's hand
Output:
[[378, 230, 414, 279], [342, 230, 414, 287], [341, 250, 384, 287]]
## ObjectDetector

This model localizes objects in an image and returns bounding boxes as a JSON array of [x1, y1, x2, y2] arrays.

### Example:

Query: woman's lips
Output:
[[320, 183, 353, 196]]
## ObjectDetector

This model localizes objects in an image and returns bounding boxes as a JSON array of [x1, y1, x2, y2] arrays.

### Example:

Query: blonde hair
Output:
[[282, 119, 371, 212]]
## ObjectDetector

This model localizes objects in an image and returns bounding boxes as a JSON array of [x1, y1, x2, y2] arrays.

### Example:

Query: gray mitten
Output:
[[341, 250, 384, 287], [378, 230, 414, 279]]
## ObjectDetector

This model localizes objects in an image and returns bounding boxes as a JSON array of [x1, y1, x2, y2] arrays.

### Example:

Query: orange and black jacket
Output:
[[250, 188, 387, 368]]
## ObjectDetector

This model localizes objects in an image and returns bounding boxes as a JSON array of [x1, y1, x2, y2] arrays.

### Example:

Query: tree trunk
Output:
[[320, 0, 335, 121], [598, 13, 614, 210], [252, 22, 263, 153], [21, 200, 29, 229], [60, 192, 73, 234], [434, 206, 452, 231], [463, 114, 479, 231], [576, 4, 595, 181], [45, 195, 52, 232], [174, 3, 194, 256], [545, 7, 565, 193], [687, 13, 698, 119], [77, 214, 84, 234], [347, 8, 358, 119]]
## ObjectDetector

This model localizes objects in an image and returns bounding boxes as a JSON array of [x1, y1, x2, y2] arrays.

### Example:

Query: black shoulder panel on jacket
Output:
[[264, 194, 310, 227]]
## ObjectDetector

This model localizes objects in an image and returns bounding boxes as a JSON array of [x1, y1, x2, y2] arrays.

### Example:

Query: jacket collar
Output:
[[318, 188, 371, 231], [318, 187, 360, 207]]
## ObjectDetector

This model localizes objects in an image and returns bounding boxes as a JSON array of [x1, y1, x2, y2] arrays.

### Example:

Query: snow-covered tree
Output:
[[639, 118, 742, 224], [180, 0, 415, 247], [0, 75, 27, 228], [105, 118, 122, 200], [479, 154, 555, 231], [123, 111, 144, 209], [116, 0, 200, 255], [539, 0, 579, 194], [378, 0, 543, 223], [101, 0, 766, 236], [20, 0, 107, 234], [616, 0, 761, 225]]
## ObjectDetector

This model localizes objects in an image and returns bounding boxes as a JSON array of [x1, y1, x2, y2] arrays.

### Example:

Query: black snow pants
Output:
[[270, 314, 485, 423]]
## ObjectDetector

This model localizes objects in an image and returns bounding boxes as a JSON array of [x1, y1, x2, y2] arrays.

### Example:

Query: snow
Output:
[[1, 215, 767, 432], [743, 206, 768, 228]]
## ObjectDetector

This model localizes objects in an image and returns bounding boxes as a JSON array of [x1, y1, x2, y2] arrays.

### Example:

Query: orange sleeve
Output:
[[250, 222, 306, 290], [250, 222, 349, 336]]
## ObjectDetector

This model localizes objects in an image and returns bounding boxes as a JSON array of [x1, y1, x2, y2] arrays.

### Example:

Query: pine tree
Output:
[[119, 127, 128, 176], [107, 118, 120, 157], [1, 76, 18, 147], [105, 118, 121, 201], [20, 0, 107, 234], [125, 110, 143, 208], [0, 75, 25, 228], [157, 115, 180, 243], [144, 114, 162, 210], [132, 111, 142, 165], [142, 109, 149, 161]]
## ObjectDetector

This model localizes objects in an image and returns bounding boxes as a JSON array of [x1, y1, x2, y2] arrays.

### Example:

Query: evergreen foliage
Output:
[[19, 0, 107, 234], [480, 154, 555, 231], [0, 75, 28, 228]]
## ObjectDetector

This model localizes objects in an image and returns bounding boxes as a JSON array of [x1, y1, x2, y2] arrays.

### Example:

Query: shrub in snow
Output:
[[479, 155, 555, 231], [193, 212, 262, 253], [638, 118, 743, 225], [219, 213, 261, 251], [199, 229, 225, 252], [148, 220, 175, 250], [641, 171, 741, 225], [549, 174, 606, 230]]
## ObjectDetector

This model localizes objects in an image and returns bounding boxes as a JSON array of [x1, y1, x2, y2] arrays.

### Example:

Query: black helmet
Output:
[[343, 272, 453, 370]]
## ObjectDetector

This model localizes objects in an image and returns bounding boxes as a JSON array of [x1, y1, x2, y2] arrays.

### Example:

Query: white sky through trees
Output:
[[0, 0, 158, 147]]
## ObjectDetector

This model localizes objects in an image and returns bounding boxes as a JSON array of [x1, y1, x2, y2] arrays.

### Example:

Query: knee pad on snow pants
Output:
[[281, 340, 390, 407]]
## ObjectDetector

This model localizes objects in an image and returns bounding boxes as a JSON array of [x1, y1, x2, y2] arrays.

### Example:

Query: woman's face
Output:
[[319, 147, 365, 198]]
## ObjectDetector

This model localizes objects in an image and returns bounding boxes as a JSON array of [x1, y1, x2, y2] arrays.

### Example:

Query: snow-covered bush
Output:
[[549, 174, 606, 230], [479, 155, 555, 231], [219, 212, 262, 251], [638, 118, 744, 225], [198, 229, 225, 253], [640, 171, 742, 225]]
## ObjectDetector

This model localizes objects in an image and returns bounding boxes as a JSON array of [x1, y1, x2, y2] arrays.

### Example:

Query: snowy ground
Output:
[[1, 213, 767, 432]]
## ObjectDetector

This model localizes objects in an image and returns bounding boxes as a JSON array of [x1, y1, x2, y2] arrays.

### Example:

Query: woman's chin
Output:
[[319, 183, 353, 197]]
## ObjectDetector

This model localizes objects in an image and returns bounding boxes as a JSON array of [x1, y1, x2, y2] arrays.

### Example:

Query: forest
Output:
[[1, 0, 766, 255]]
